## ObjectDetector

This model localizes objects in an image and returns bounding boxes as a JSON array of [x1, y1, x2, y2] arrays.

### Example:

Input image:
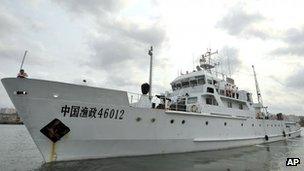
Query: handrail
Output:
[[127, 92, 160, 107]]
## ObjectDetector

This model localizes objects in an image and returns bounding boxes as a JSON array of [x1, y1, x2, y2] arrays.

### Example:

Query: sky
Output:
[[0, 0, 304, 116]]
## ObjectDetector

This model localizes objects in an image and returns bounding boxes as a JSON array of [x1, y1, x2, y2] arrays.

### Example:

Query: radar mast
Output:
[[199, 49, 218, 72]]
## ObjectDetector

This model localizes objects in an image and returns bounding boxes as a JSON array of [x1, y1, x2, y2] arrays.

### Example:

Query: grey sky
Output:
[[216, 5, 264, 37], [0, 0, 304, 115]]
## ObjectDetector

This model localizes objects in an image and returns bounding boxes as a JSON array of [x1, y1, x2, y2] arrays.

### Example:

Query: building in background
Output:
[[0, 108, 22, 124], [285, 114, 301, 122], [0, 108, 16, 114]]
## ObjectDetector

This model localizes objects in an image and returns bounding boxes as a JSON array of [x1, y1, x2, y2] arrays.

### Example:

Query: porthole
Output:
[[182, 120, 185, 124], [259, 124, 261, 127], [289, 134, 291, 137], [53, 93, 59, 98], [241, 123, 244, 126], [15, 91, 28, 95], [224, 122, 227, 126], [170, 119, 174, 124], [205, 121, 209, 125], [151, 118, 156, 123], [252, 124, 254, 127], [136, 117, 141, 122]]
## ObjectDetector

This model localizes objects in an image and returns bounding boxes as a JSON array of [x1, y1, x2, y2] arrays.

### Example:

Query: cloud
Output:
[[285, 68, 304, 89], [0, 7, 21, 37], [216, 6, 268, 39], [89, 21, 166, 69], [88, 22, 166, 88], [54, 0, 167, 89], [53, 0, 124, 16], [272, 45, 304, 56], [272, 27, 304, 56], [283, 28, 304, 44], [245, 28, 270, 40]]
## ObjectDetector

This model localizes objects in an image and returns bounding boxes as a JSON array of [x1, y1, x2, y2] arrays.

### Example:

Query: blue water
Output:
[[0, 125, 303, 171]]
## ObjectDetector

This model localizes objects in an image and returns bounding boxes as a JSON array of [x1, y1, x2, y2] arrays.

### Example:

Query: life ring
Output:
[[190, 105, 198, 112]]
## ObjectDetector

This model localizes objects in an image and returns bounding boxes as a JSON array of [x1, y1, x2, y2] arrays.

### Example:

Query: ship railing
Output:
[[167, 104, 187, 112], [166, 99, 189, 112], [127, 92, 160, 108], [127, 92, 141, 104], [127, 92, 199, 112]]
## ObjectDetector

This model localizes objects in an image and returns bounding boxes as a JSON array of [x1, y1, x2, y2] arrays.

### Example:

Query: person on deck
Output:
[[17, 69, 28, 78]]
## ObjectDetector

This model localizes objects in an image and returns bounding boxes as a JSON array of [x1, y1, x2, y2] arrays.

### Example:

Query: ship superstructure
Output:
[[165, 49, 254, 119]]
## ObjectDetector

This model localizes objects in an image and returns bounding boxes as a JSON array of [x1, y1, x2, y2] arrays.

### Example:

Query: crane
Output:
[[252, 65, 268, 115]]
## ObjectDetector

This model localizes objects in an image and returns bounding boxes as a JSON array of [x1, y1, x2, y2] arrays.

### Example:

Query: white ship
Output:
[[2, 48, 301, 163]]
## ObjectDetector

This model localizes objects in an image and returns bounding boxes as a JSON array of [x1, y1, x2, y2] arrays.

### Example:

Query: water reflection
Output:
[[38, 138, 303, 171], [0, 125, 302, 171]]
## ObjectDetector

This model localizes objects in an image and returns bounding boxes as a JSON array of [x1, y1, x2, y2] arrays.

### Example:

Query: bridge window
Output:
[[206, 98, 212, 105], [176, 83, 181, 89], [182, 81, 189, 88], [207, 87, 214, 93], [198, 76, 205, 85], [190, 80, 198, 87], [228, 101, 232, 108], [171, 84, 176, 90], [205, 95, 218, 106], [246, 93, 251, 102], [187, 97, 197, 104], [239, 103, 243, 110], [207, 79, 212, 84]]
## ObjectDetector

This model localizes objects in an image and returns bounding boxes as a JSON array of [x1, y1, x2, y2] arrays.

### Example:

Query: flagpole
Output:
[[148, 46, 153, 100]]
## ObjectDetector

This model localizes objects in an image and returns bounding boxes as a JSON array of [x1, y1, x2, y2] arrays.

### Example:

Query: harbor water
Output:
[[0, 125, 303, 171]]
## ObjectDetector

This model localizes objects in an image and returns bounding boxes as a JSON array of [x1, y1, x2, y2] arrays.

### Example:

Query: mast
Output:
[[252, 65, 264, 106], [148, 46, 153, 100], [199, 49, 218, 72]]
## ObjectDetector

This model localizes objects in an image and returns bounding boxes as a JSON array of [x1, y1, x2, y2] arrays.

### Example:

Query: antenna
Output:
[[226, 49, 231, 77], [148, 46, 153, 100], [19, 50, 28, 71], [192, 54, 195, 71], [199, 49, 218, 72]]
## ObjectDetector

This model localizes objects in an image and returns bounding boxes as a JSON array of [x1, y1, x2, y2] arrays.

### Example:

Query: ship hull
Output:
[[2, 78, 301, 163]]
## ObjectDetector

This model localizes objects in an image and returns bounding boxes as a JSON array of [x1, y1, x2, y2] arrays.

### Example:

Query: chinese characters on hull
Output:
[[61, 105, 124, 120]]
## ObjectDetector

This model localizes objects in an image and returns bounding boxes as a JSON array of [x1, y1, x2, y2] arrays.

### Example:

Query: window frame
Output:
[[187, 97, 198, 104]]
